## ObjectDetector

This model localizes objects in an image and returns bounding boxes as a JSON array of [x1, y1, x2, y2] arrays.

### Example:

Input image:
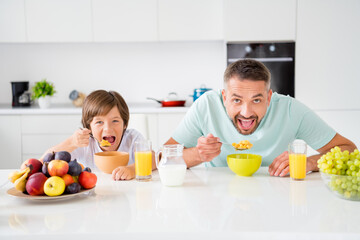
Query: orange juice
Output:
[[135, 151, 152, 177], [289, 154, 307, 180]]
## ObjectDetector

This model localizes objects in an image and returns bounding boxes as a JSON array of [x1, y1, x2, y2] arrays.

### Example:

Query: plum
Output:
[[42, 162, 50, 177], [66, 182, 81, 194], [84, 167, 92, 173], [54, 151, 71, 163], [43, 152, 55, 163], [68, 159, 82, 176]]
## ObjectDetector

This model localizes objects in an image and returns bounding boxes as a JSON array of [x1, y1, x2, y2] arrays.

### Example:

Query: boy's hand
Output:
[[72, 128, 91, 148], [112, 166, 135, 181]]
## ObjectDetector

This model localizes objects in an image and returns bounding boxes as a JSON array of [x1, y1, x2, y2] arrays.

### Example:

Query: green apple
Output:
[[44, 176, 65, 197]]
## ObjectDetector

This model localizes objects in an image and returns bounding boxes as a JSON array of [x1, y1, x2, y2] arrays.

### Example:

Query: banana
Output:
[[14, 168, 30, 192], [8, 168, 30, 183]]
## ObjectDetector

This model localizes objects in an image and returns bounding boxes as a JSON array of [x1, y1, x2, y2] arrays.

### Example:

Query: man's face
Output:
[[222, 77, 272, 135]]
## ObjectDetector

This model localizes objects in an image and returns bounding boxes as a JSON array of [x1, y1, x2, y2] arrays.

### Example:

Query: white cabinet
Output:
[[156, 113, 185, 149], [0, 116, 22, 168], [92, 0, 158, 42], [25, 0, 92, 42], [224, 0, 296, 41], [158, 0, 223, 41], [0, 0, 27, 42], [296, 0, 360, 110]]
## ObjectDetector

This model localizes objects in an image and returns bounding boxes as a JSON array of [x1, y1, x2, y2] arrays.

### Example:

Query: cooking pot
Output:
[[192, 85, 212, 102], [147, 92, 186, 107]]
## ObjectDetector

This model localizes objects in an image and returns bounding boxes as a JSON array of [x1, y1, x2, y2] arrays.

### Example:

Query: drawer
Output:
[[21, 115, 81, 134]]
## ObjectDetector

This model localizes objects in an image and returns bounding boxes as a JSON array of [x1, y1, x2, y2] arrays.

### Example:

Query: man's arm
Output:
[[164, 134, 222, 168]]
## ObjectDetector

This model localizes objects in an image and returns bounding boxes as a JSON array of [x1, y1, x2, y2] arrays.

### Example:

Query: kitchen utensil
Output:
[[11, 81, 32, 107], [94, 151, 129, 174], [147, 92, 186, 107], [227, 154, 262, 176], [156, 144, 187, 186], [192, 84, 212, 102], [79, 128, 107, 147], [222, 142, 248, 151]]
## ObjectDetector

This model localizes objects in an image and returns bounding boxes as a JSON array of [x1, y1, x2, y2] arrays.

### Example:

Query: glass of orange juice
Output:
[[135, 140, 152, 181], [289, 140, 307, 180]]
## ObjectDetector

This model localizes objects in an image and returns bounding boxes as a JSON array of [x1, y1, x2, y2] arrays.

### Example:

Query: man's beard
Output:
[[232, 114, 259, 135]]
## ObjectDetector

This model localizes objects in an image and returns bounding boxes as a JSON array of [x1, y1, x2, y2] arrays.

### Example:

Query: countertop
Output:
[[0, 102, 190, 115], [1, 167, 360, 240]]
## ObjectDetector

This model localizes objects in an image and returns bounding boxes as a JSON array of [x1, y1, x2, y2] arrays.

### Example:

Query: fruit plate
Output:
[[6, 187, 95, 202]]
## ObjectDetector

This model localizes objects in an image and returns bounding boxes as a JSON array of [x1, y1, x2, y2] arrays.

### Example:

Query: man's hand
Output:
[[196, 133, 222, 163], [268, 151, 290, 177]]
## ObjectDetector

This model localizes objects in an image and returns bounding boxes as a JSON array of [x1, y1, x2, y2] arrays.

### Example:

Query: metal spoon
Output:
[[221, 142, 249, 151], [79, 128, 109, 147]]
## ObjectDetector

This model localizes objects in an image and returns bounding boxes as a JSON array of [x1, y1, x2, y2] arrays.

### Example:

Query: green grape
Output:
[[350, 165, 356, 171], [354, 149, 360, 155], [355, 160, 360, 166]]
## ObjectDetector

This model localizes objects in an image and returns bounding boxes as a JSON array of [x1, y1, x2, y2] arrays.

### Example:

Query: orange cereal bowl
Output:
[[94, 151, 129, 174]]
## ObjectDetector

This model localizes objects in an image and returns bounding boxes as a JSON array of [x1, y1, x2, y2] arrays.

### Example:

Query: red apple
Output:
[[79, 171, 97, 189], [62, 174, 75, 187], [25, 172, 48, 196], [48, 160, 69, 177], [21, 158, 43, 177]]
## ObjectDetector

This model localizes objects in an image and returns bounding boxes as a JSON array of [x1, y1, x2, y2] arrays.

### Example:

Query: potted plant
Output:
[[32, 79, 56, 109]]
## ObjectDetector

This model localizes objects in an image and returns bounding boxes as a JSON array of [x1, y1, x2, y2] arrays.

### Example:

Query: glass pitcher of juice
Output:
[[156, 144, 187, 186]]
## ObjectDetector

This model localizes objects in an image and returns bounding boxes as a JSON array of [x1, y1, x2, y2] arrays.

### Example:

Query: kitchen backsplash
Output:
[[0, 41, 226, 104]]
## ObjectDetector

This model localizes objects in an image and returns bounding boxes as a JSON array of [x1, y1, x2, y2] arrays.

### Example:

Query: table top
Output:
[[1, 167, 360, 240]]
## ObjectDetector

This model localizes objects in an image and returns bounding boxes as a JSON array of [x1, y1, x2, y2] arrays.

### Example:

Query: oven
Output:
[[227, 42, 295, 97]]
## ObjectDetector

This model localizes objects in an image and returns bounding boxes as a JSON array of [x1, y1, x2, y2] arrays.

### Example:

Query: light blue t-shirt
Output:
[[172, 90, 336, 167]]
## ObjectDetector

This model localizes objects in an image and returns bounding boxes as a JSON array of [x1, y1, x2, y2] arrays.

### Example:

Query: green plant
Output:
[[32, 79, 56, 99]]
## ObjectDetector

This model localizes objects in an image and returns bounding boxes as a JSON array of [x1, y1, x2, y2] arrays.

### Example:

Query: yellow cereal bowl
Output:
[[227, 154, 262, 176], [94, 151, 129, 174]]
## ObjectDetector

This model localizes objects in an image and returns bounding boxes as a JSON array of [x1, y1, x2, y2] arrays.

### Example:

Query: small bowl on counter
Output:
[[227, 153, 262, 176], [320, 172, 360, 201], [94, 151, 129, 174]]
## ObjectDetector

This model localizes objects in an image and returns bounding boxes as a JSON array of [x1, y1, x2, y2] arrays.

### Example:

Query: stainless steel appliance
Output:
[[11, 81, 32, 107], [227, 42, 295, 97]]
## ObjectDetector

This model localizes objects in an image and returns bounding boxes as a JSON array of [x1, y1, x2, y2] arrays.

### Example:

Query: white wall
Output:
[[0, 41, 226, 104]]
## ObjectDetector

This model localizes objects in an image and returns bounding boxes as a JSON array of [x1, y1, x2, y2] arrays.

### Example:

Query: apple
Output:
[[21, 158, 42, 177], [62, 174, 75, 187], [79, 171, 97, 189], [25, 172, 48, 196], [44, 176, 65, 196], [48, 160, 69, 177]]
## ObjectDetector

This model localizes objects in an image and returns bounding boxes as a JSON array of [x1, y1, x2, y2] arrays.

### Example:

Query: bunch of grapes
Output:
[[317, 147, 360, 200]]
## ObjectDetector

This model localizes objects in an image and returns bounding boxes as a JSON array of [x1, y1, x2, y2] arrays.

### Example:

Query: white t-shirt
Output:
[[71, 128, 145, 171]]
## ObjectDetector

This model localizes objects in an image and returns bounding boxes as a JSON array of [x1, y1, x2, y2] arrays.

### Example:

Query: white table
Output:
[[1, 167, 359, 240]]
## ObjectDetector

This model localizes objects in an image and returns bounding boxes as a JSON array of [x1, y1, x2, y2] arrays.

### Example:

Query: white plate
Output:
[[6, 187, 95, 201]]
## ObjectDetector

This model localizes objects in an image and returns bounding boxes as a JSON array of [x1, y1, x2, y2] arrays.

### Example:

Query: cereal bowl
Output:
[[320, 172, 360, 201], [227, 154, 262, 176], [94, 151, 129, 174]]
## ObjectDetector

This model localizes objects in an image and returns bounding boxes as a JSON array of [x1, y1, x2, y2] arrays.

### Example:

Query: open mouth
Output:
[[102, 136, 116, 145], [237, 119, 255, 131]]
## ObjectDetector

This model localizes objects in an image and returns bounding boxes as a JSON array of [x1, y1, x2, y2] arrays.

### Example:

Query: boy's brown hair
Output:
[[224, 59, 271, 90], [81, 90, 129, 130]]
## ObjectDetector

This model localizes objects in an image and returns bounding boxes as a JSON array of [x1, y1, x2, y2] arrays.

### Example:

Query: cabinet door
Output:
[[158, 0, 223, 41], [0, 0, 26, 42], [224, 0, 296, 41], [296, 0, 360, 110], [25, 0, 92, 42], [157, 113, 185, 150], [0, 116, 22, 168], [93, 0, 157, 42]]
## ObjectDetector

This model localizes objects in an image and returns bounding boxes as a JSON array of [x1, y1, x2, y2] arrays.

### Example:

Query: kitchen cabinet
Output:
[[92, 0, 158, 42], [158, 0, 223, 41], [0, 0, 27, 42], [223, 0, 296, 41], [0, 116, 22, 168], [25, 0, 92, 42], [296, 0, 360, 110]]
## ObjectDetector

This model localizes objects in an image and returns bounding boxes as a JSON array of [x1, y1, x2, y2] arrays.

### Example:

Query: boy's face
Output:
[[222, 77, 272, 135], [90, 106, 125, 151]]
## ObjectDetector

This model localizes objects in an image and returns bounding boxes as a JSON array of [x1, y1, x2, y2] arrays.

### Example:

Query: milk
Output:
[[158, 164, 186, 186]]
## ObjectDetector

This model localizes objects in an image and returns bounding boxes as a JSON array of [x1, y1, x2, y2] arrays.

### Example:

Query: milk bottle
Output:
[[156, 144, 187, 186]]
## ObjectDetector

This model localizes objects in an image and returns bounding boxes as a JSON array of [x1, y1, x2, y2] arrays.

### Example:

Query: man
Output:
[[165, 59, 356, 177]]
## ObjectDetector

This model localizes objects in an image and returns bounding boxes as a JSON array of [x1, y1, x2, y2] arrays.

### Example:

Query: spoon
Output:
[[222, 142, 248, 151], [79, 128, 110, 147]]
